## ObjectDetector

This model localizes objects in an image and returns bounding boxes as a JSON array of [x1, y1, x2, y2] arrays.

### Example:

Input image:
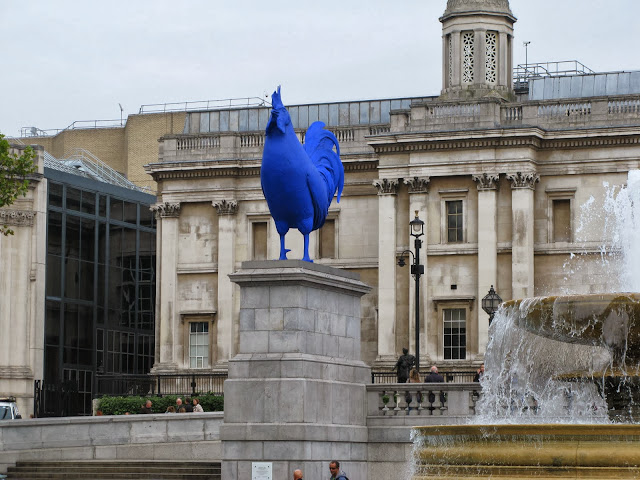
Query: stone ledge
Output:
[[220, 423, 368, 442], [230, 261, 371, 296]]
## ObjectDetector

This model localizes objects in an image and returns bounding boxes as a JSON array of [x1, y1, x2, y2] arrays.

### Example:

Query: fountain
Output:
[[412, 171, 640, 479]]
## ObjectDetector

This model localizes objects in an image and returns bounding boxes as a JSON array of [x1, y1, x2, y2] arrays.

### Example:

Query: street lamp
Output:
[[482, 285, 502, 325], [398, 211, 425, 372]]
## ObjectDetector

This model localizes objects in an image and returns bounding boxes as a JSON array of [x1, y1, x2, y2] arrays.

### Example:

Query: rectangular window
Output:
[[252, 222, 268, 260], [446, 200, 464, 243], [189, 322, 209, 368], [553, 199, 571, 242], [444, 308, 466, 360], [319, 219, 336, 259]]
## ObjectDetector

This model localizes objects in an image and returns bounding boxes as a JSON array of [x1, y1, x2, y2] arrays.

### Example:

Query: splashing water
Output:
[[601, 170, 640, 292], [476, 170, 640, 424]]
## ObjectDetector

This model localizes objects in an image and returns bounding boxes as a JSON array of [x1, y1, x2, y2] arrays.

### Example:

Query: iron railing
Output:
[[34, 380, 86, 417], [371, 370, 476, 384], [95, 373, 227, 398], [513, 60, 595, 86], [139, 97, 269, 114]]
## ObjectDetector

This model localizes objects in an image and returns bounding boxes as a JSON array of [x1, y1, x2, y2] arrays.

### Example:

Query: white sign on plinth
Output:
[[252, 462, 273, 480]]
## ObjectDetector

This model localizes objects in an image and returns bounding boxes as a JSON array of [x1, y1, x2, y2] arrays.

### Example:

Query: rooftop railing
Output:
[[139, 97, 269, 114]]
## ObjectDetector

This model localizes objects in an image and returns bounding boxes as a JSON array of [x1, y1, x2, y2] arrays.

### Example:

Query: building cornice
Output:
[[369, 126, 640, 154]]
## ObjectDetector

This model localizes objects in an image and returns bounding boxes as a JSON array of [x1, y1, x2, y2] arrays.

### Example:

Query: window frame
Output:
[[546, 188, 576, 244], [247, 214, 271, 261], [188, 321, 210, 369], [317, 212, 339, 260], [432, 297, 474, 361], [440, 190, 468, 245], [442, 307, 467, 361]]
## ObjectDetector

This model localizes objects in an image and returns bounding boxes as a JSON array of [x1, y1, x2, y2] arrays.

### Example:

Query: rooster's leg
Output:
[[279, 233, 291, 260], [302, 233, 313, 263], [275, 221, 291, 260]]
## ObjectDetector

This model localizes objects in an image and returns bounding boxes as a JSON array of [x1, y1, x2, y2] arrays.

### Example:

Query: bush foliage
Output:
[[98, 394, 224, 415]]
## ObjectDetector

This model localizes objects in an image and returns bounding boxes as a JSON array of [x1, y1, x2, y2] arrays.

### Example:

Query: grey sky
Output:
[[1, 0, 638, 137]]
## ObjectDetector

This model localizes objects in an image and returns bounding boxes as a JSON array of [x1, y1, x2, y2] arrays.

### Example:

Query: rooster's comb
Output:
[[271, 85, 284, 109]]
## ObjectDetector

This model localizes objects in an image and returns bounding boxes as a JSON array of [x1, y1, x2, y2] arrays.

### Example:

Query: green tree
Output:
[[0, 133, 37, 235]]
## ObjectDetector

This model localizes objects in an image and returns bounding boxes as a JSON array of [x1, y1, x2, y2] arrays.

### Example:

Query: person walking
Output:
[[293, 468, 303, 479], [328, 460, 348, 480]]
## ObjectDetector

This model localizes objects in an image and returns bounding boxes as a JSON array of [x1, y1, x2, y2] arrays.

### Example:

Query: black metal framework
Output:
[[371, 370, 476, 384], [398, 211, 425, 373], [43, 168, 156, 416], [95, 373, 227, 397]]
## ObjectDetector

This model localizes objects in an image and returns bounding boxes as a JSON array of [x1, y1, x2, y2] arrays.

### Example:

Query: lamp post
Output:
[[398, 211, 425, 372], [482, 285, 503, 325]]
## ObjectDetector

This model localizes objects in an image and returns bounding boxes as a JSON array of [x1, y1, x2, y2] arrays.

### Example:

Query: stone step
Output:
[[5, 461, 221, 480], [7, 473, 221, 479]]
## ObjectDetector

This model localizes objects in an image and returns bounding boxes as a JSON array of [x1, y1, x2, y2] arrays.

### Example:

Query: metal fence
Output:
[[371, 370, 476, 384], [95, 373, 227, 398], [34, 380, 87, 418]]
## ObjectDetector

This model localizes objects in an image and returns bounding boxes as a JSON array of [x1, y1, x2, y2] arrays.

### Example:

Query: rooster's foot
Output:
[[279, 249, 291, 260]]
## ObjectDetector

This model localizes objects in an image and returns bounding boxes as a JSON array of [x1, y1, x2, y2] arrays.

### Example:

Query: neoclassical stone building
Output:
[[142, 0, 640, 373]]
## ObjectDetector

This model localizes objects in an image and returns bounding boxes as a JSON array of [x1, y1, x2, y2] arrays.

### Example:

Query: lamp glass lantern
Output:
[[482, 285, 502, 323], [410, 210, 424, 238]]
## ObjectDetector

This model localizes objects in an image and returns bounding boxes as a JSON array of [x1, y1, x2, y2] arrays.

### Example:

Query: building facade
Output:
[[0, 145, 157, 416], [10, 0, 640, 382], [144, 0, 640, 374]]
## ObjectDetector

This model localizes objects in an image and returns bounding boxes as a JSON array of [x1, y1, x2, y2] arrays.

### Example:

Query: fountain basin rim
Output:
[[413, 423, 640, 437]]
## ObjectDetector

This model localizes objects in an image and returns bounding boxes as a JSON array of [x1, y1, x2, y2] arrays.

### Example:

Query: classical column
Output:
[[0, 210, 36, 376], [472, 173, 499, 355], [213, 199, 238, 366], [373, 178, 399, 362], [450, 31, 461, 89], [150, 202, 181, 371], [404, 177, 430, 364], [498, 32, 509, 88], [507, 172, 539, 300]]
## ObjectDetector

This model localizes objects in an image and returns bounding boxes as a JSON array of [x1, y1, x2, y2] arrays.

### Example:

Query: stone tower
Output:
[[440, 0, 516, 100]]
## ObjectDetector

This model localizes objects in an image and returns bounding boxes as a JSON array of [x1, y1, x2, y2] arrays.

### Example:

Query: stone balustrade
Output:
[[159, 95, 640, 164], [159, 123, 388, 163], [367, 383, 480, 420]]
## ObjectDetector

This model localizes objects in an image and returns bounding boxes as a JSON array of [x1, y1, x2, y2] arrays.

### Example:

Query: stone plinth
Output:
[[222, 261, 371, 480]]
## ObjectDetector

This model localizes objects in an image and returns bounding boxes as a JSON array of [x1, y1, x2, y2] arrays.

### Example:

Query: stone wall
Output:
[[0, 412, 223, 474]]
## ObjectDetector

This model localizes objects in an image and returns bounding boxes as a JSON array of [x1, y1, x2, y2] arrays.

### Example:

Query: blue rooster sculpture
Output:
[[261, 86, 344, 262]]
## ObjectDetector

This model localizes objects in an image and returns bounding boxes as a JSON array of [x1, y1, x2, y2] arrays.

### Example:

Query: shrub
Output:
[[98, 393, 224, 415]]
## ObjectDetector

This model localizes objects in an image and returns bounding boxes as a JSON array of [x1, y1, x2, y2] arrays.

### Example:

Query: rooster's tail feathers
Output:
[[304, 121, 344, 204]]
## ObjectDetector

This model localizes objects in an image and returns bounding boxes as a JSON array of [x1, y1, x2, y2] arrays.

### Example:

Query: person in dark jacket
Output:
[[473, 364, 485, 382], [328, 460, 348, 480], [424, 365, 444, 383], [424, 365, 445, 406], [139, 400, 153, 414]]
